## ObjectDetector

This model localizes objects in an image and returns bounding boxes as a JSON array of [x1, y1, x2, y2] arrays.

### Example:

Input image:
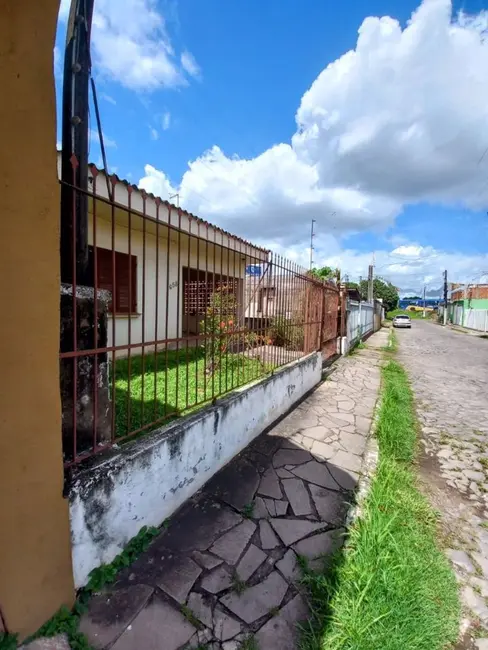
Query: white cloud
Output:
[[58, 0, 200, 91], [149, 127, 159, 141], [101, 93, 117, 105], [89, 129, 117, 148], [181, 50, 201, 78], [139, 164, 177, 199], [139, 0, 488, 253], [268, 236, 488, 295], [162, 111, 171, 131]]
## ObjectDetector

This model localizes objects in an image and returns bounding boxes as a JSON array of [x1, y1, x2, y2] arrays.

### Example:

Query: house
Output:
[[57, 153, 270, 357], [448, 283, 488, 331]]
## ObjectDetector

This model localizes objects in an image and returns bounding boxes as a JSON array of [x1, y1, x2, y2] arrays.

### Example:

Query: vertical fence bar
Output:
[[71, 155, 79, 462], [220, 231, 225, 397], [186, 215, 191, 411], [232, 238, 237, 389], [141, 191, 147, 429], [212, 226, 217, 399], [92, 169, 99, 453], [126, 185, 133, 436], [110, 175, 117, 443], [175, 208, 182, 414], [195, 222, 201, 406], [223, 236, 229, 393], [164, 206, 171, 418], [154, 198, 160, 423], [204, 224, 209, 401], [284, 256, 292, 360]]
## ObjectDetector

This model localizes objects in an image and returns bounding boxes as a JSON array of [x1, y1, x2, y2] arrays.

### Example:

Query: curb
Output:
[[345, 375, 382, 528]]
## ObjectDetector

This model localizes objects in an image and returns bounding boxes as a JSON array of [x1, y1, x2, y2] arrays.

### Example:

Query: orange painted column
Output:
[[0, 0, 75, 638]]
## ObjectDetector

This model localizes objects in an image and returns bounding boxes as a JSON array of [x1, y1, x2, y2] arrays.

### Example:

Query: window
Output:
[[91, 246, 137, 314], [183, 267, 238, 315]]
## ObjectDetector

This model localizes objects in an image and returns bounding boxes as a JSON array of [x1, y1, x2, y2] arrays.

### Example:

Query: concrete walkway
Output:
[[396, 321, 488, 649], [53, 332, 386, 650]]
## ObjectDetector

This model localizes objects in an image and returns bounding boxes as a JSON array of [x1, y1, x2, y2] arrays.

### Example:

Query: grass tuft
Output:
[[301, 358, 460, 650]]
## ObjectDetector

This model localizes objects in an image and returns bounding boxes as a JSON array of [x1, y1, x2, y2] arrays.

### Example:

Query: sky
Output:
[[55, 0, 488, 296]]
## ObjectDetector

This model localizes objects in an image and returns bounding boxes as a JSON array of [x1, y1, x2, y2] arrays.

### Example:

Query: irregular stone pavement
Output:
[[45, 332, 387, 650], [397, 321, 488, 649]]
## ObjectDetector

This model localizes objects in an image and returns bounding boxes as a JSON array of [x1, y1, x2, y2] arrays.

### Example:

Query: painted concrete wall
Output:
[[89, 214, 247, 357], [466, 299, 488, 309], [450, 300, 488, 331], [0, 0, 75, 637], [68, 352, 321, 587]]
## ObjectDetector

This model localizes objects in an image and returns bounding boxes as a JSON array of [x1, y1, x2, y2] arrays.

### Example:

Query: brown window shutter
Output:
[[92, 247, 137, 314], [114, 251, 137, 314]]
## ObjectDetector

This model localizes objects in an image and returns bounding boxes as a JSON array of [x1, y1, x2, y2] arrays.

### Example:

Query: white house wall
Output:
[[89, 215, 247, 358]]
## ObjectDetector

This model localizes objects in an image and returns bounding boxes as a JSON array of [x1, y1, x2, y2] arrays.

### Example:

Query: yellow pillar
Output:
[[0, 0, 75, 638]]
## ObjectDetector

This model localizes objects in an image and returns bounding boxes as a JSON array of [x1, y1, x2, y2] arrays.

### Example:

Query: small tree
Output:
[[309, 266, 339, 282], [200, 285, 238, 375], [358, 277, 399, 312]]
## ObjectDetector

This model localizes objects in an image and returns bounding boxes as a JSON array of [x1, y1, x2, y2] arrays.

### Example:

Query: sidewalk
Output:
[[41, 331, 387, 650]]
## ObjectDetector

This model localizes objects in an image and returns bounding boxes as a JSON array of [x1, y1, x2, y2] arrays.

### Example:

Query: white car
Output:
[[392, 314, 411, 328]]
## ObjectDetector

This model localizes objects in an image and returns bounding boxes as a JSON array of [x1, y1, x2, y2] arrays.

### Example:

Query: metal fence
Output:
[[60, 158, 339, 468], [346, 300, 375, 345]]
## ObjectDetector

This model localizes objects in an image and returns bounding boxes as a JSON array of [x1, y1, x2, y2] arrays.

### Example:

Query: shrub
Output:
[[267, 316, 303, 350], [200, 285, 238, 374]]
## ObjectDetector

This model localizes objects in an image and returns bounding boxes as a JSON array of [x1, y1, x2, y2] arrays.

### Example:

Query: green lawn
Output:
[[113, 348, 272, 438], [301, 356, 460, 650]]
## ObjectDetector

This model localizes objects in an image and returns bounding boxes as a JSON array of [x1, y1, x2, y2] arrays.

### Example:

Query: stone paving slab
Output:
[[76, 331, 385, 650], [78, 585, 153, 649]]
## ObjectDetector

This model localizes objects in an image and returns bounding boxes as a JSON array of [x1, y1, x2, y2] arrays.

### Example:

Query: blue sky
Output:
[[55, 0, 488, 294]]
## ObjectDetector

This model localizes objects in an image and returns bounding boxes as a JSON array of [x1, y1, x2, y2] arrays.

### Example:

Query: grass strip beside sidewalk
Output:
[[301, 357, 460, 650]]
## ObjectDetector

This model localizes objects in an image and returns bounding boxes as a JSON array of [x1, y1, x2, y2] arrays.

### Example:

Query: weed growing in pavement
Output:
[[300, 359, 460, 650], [181, 605, 202, 629], [348, 339, 367, 356], [85, 525, 159, 592], [240, 635, 258, 650], [22, 525, 160, 650], [242, 502, 255, 519], [232, 572, 247, 595]]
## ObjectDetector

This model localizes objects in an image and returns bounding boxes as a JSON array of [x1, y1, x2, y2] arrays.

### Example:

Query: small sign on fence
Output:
[[246, 265, 262, 276]]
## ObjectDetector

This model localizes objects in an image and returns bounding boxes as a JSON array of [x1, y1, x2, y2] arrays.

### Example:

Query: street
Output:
[[397, 320, 488, 646]]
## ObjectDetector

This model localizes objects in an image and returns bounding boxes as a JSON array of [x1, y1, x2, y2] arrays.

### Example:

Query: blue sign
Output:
[[246, 265, 262, 276]]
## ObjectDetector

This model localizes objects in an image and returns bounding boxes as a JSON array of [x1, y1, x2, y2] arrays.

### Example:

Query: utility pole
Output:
[[367, 264, 374, 303], [309, 219, 316, 272], [443, 270, 448, 325], [170, 193, 180, 207], [60, 0, 95, 286], [423, 285, 426, 318]]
